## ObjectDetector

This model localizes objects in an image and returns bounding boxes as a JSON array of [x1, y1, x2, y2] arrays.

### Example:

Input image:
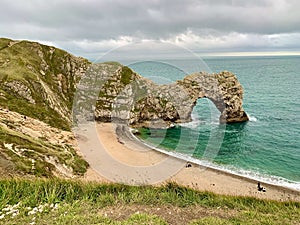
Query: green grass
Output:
[[103, 61, 122, 66], [0, 126, 88, 177], [0, 38, 90, 131], [0, 38, 11, 50], [120, 66, 134, 85], [0, 92, 70, 130], [0, 179, 299, 224]]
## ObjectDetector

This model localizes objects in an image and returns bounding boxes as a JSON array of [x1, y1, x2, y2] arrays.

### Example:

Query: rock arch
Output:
[[176, 71, 249, 124], [114, 71, 249, 127], [92, 64, 248, 126]]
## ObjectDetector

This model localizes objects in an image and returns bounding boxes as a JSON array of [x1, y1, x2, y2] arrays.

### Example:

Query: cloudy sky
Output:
[[1, 0, 300, 59]]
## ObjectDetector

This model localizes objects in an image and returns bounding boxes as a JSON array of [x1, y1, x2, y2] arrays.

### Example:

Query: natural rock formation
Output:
[[0, 38, 90, 130], [177, 71, 249, 124], [116, 70, 248, 126], [77, 63, 248, 127], [0, 38, 89, 177]]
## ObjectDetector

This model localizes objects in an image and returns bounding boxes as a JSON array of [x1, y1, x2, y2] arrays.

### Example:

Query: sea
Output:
[[126, 56, 300, 191]]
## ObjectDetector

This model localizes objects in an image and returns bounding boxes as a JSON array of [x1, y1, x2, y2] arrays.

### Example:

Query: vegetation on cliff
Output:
[[0, 38, 89, 177], [0, 38, 90, 130]]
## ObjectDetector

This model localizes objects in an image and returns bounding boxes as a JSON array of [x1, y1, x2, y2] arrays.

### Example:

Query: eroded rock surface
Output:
[[178, 71, 249, 124], [77, 64, 248, 127]]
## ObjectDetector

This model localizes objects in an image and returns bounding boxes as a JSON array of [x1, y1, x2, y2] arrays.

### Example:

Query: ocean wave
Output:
[[248, 115, 258, 122], [175, 152, 300, 191], [180, 116, 219, 129], [130, 130, 300, 191], [180, 120, 203, 129]]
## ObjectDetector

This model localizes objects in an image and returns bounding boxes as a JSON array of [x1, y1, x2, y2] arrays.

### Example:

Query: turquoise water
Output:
[[128, 56, 300, 190]]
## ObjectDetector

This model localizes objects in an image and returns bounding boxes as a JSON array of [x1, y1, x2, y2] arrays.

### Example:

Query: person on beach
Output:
[[258, 182, 266, 192]]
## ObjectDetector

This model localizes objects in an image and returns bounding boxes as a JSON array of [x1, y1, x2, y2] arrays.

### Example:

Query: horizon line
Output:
[[197, 51, 300, 57]]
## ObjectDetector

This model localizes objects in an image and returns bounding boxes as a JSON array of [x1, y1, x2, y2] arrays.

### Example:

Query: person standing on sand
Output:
[[258, 182, 266, 192]]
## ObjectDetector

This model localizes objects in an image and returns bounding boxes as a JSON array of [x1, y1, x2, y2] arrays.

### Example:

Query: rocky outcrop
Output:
[[177, 71, 249, 124], [77, 64, 248, 127], [0, 38, 89, 177], [119, 71, 248, 126], [0, 38, 90, 130]]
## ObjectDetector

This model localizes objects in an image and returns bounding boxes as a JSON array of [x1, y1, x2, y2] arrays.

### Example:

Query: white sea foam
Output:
[[173, 152, 300, 191], [248, 115, 258, 122], [180, 120, 202, 129], [180, 114, 219, 129], [130, 130, 300, 191], [180, 112, 201, 129]]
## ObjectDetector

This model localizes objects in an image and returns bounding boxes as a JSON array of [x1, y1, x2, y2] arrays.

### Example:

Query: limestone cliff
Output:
[[0, 38, 89, 177], [83, 64, 248, 127], [177, 71, 249, 124], [0, 38, 89, 130]]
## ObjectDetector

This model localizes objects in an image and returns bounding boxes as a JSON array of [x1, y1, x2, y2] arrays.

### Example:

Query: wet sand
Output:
[[81, 122, 300, 202]]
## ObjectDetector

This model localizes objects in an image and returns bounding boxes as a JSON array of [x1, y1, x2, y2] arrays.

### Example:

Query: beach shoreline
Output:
[[80, 122, 300, 202]]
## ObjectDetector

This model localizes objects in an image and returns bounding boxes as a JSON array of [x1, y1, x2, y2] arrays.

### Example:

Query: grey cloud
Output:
[[2, 0, 300, 39], [0, 0, 300, 56]]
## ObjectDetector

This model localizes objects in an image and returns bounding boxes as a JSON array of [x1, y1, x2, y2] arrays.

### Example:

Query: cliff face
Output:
[[0, 38, 89, 177], [86, 65, 248, 127], [0, 38, 89, 130], [0, 38, 248, 130]]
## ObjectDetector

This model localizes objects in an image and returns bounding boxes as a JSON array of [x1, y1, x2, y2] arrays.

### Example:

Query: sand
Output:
[[79, 122, 300, 202]]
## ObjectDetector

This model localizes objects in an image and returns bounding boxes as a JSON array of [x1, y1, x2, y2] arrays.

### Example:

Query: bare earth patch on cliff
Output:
[[0, 108, 88, 177]]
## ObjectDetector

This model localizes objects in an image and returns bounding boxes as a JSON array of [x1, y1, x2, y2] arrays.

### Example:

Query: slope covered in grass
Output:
[[0, 38, 90, 130], [0, 179, 299, 224], [0, 38, 91, 177]]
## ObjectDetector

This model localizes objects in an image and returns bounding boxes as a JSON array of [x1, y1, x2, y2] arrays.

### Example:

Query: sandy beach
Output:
[[80, 122, 300, 202]]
